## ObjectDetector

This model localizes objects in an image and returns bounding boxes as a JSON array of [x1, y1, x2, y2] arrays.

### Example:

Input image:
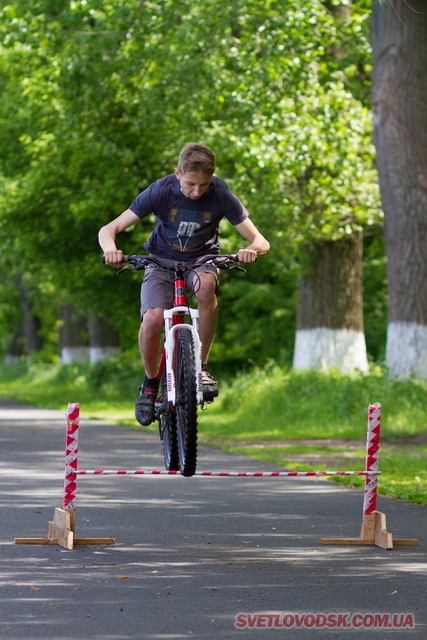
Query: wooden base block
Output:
[[15, 536, 116, 547], [321, 511, 418, 550], [74, 537, 116, 545], [46, 508, 74, 549], [15, 507, 115, 550]]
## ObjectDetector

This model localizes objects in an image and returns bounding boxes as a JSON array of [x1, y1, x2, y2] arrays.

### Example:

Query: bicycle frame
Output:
[[156, 265, 203, 407]]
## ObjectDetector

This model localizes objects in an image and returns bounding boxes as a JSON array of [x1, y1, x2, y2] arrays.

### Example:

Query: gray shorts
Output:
[[140, 260, 219, 318]]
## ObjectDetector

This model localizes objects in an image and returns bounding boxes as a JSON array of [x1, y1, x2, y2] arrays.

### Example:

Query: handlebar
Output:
[[103, 253, 251, 274]]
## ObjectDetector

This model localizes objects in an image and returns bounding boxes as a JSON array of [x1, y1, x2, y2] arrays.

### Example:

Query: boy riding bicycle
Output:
[[99, 143, 270, 426]]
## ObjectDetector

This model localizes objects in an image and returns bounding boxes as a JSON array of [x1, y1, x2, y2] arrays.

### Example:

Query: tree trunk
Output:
[[88, 311, 121, 363], [3, 321, 24, 364], [372, 0, 427, 379], [18, 282, 43, 356], [293, 233, 368, 373], [59, 305, 89, 364]]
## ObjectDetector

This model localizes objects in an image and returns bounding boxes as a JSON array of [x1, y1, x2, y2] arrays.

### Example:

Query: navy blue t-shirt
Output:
[[129, 174, 249, 260]]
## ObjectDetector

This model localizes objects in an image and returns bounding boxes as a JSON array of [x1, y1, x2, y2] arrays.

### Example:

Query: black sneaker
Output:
[[135, 384, 158, 426], [201, 368, 218, 401]]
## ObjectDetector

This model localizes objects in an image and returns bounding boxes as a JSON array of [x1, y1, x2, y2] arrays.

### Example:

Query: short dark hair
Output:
[[177, 143, 216, 175]]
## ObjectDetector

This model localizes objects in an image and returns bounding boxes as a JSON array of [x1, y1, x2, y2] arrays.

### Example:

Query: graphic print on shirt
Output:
[[167, 208, 213, 253]]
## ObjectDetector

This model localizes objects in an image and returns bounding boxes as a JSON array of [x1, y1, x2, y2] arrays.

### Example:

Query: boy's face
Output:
[[175, 169, 212, 200]]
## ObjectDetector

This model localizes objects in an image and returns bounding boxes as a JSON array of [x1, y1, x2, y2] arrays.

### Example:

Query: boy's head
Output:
[[175, 143, 216, 200], [177, 143, 216, 176]]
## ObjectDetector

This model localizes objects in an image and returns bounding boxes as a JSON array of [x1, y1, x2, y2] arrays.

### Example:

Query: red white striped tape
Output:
[[73, 469, 378, 477]]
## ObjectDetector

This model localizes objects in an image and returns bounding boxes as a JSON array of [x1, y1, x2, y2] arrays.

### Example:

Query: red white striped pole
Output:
[[363, 402, 381, 516], [64, 403, 79, 512]]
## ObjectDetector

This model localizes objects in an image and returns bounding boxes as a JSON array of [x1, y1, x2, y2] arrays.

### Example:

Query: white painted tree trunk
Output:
[[293, 328, 369, 373], [61, 346, 90, 364], [4, 354, 20, 364], [88, 311, 121, 363], [293, 233, 368, 374], [372, 1, 427, 379], [59, 304, 89, 364], [89, 346, 121, 363], [386, 322, 427, 379]]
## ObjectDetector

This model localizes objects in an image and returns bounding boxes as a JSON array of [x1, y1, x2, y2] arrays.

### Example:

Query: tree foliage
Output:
[[0, 0, 382, 368]]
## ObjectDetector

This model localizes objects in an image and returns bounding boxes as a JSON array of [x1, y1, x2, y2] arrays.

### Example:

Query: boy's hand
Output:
[[103, 250, 125, 266], [237, 248, 258, 264]]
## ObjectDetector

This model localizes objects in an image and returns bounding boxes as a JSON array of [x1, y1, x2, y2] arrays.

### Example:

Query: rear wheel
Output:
[[174, 328, 198, 477]]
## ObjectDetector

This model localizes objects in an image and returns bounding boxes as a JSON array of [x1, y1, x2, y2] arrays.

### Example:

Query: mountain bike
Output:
[[114, 253, 247, 477]]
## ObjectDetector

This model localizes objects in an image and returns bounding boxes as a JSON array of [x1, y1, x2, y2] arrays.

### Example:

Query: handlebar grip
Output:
[[230, 254, 257, 263], [102, 254, 131, 264]]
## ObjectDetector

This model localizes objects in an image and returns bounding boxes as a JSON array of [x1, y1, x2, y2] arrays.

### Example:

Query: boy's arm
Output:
[[233, 218, 270, 263], [98, 209, 141, 265]]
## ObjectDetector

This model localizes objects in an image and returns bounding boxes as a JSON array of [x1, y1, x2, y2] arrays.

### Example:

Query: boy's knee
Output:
[[195, 273, 217, 303], [142, 308, 164, 333]]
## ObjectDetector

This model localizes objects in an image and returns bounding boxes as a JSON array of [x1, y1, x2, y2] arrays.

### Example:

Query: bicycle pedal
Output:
[[202, 389, 218, 401], [155, 401, 168, 414]]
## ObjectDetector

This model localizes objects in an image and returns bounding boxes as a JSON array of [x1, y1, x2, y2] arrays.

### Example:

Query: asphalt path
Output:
[[1, 396, 427, 639]]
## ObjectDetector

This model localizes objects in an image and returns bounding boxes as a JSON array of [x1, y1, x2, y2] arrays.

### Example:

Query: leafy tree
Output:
[[0, 0, 382, 371], [197, 0, 381, 371]]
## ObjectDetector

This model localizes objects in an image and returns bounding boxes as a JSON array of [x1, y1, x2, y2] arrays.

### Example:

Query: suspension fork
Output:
[[162, 265, 203, 405]]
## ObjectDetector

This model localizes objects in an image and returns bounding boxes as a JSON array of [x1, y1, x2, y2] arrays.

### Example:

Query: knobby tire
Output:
[[175, 328, 198, 477], [160, 369, 179, 471]]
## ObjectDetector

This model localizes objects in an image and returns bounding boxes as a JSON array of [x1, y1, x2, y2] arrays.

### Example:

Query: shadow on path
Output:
[[1, 398, 426, 639]]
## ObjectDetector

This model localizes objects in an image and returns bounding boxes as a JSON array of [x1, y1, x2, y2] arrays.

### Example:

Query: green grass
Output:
[[220, 443, 427, 504], [0, 358, 141, 426], [1, 358, 427, 504], [200, 364, 427, 441]]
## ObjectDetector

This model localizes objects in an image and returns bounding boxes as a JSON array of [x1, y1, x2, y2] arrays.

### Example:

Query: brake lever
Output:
[[212, 258, 247, 273], [116, 266, 132, 275], [228, 265, 247, 273], [116, 263, 146, 275]]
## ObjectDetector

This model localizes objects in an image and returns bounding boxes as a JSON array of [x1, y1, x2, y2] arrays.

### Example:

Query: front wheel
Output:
[[174, 328, 198, 477], [162, 410, 179, 471], [159, 370, 179, 471]]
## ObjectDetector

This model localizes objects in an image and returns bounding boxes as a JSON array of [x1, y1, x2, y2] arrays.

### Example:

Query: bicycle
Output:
[[113, 253, 247, 477]]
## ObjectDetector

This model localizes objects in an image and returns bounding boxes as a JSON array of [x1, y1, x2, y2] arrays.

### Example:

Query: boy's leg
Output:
[[135, 309, 164, 426], [139, 265, 174, 375], [136, 265, 173, 426], [188, 267, 219, 363], [192, 271, 219, 399], [138, 308, 164, 378], [194, 272, 218, 364]]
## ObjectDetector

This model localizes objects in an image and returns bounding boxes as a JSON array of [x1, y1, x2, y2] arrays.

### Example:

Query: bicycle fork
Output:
[[163, 307, 203, 406]]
